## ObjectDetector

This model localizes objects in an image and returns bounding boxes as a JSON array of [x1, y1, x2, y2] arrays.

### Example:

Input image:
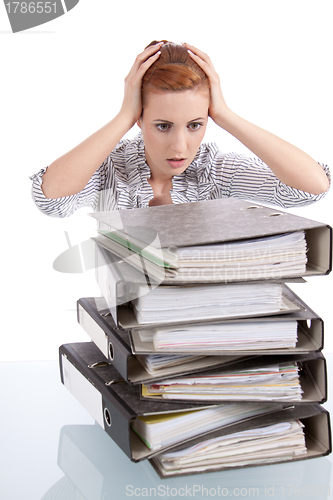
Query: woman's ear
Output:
[[137, 118, 142, 129]]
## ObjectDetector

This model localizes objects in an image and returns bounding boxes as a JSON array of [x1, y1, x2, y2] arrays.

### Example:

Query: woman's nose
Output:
[[171, 131, 187, 153]]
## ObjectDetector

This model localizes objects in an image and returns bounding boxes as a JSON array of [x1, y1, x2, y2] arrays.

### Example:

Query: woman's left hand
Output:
[[185, 43, 229, 125], [185, 46, 329, 196]]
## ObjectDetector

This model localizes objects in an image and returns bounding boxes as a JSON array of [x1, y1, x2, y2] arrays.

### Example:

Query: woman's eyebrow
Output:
[[153, 119, 174, 124], [152, 117, 206, 124], [188, 117, 206, 123]]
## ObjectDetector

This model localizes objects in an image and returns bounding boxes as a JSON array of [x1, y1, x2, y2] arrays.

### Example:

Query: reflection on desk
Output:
[[40, 423, 331, 500]]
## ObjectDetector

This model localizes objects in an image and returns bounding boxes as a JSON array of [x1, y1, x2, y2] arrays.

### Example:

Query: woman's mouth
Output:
[[167, 158, 187, 169]]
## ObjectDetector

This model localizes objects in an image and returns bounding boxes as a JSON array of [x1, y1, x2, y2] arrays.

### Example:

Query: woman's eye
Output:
[[156, 124, 170, 131], [188, 122, 202, 130]]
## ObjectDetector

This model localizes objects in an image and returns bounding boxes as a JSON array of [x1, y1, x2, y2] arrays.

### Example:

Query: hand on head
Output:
[[119, 42, 163, 127], [184, 43, 229, 123]]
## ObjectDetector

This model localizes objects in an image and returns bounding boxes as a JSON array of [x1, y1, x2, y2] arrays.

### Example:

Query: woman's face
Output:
[[138, 89, 209, 181]]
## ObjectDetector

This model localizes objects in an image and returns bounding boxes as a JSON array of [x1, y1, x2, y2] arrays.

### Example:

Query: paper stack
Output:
[[59, 198, 332, 478]]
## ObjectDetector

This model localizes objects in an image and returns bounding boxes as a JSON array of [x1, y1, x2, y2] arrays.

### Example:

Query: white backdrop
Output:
[[1, 0, 332, 361]]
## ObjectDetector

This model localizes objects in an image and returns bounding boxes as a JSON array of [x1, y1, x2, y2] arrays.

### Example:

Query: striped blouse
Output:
[[30, 133, 330, 217]]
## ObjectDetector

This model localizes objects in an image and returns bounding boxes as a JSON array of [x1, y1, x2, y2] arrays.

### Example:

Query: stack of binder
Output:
[[59, 198, 332, 478]]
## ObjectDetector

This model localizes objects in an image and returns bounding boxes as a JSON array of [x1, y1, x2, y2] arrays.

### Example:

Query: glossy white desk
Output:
[[0, 356, 332, 500]]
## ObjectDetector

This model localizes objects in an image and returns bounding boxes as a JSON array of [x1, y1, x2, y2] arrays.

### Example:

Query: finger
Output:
[[134, 42, 163, 68], [185, 44, 215, 76], [187, 48, 212, 75], [126, 43, 162, 81], [125, 50, 161, 91], [136, 50, 161, 78], [184, 43, 211, 63]]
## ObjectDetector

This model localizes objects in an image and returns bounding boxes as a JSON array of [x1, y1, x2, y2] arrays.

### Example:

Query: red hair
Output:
[[142, 41, 209, 106]]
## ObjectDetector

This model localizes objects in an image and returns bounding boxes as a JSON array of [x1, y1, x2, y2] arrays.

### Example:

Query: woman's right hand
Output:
[[119, 42, 163, 127], [185, 43, 229, 126], [40, 43, 163, 199]]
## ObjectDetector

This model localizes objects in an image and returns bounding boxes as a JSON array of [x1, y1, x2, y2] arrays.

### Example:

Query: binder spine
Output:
[[303, 409, 332, 458], [95, 245, 121, 325], [301, 355, 327, 404], [77, 298, 132, 381], [77, 302, 108, 359], [59, 344, 135, 460], [95, 244, 152, 325], [100, 393, 133, 460], [60, 350, 104, 428], [305, 225, 332, 276], [297, 317, 324, 352]]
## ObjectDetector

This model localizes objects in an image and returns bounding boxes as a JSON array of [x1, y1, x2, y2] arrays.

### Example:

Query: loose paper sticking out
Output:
[[153, 420, 307, 476], [142, 363, 303, 402]]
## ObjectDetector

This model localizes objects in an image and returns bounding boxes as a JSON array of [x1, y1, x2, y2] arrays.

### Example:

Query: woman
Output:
[[30, 41, 330, 216]]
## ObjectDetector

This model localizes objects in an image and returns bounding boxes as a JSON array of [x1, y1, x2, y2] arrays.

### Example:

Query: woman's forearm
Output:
[[41, 113, 133, 199], [215, 109, 330, 195], [186, 44, 329, 196], [41, 43, 163, 200]]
